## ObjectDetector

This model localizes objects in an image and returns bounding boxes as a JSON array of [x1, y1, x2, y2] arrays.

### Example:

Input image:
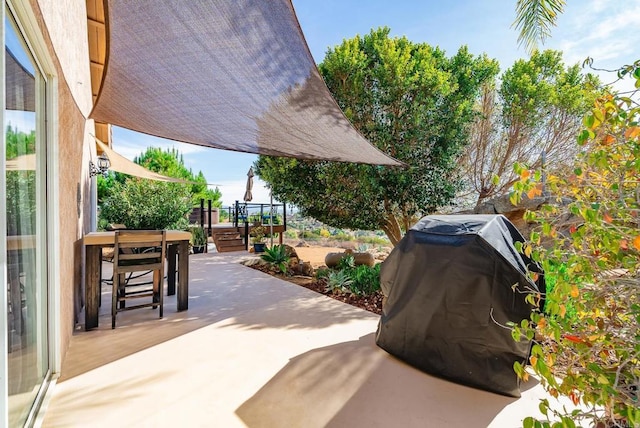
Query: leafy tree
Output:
[[98, 146, 222, 217], [5, 124, 35, 159], [460, 50, 600, 207], [511, 63, 640, 427], [6, 126, 36, 235], [100, 178, 191, 230], [256, 28, 499, 245], [134, 147, 222, 206], [98, 147, 221, 228]]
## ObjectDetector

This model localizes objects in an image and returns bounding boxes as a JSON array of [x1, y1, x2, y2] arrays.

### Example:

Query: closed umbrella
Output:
[[243, 167, 253, 202]]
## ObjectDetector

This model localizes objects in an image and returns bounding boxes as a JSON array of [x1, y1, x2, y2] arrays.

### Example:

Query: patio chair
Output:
[[112, 230, 166, 329], [102, 224, 158, 292]]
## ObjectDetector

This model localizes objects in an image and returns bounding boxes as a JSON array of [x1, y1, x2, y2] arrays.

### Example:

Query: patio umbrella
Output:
[[243, 167, 254, 202]]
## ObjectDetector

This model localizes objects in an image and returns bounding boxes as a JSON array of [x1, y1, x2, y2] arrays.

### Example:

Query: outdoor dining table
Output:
[[83, 230, 191, 330]]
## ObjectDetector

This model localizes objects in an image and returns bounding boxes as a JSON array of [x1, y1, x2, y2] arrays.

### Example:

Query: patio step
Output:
[[212, 230, 247, 253]]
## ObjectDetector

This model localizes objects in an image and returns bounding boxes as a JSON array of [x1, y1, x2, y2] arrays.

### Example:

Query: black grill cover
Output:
[[375, 214, 545, 397]]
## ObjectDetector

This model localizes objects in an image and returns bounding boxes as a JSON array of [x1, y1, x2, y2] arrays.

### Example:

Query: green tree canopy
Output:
[[134, 147, 222, 206], [98, 146, 222, 230], [100, 179, 192, 230], [6, 126, 37, 235], [460, 49, 601, 207], [256, 27, 499, 245]]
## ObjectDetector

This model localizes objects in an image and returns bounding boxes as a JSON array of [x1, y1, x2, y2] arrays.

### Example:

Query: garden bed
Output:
[[247, 262, 384, 315]]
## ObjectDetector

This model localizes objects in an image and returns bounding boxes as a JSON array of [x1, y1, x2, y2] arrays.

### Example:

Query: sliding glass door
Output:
[[5, 7, 50, 426]]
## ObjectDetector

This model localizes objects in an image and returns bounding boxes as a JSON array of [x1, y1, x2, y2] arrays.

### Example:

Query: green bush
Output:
[[360, 235, 391, 246], [347, 264, 381, 296], [324, 270, 353, 294], [100, 179, 191, 230], [261, 244, 290, 274], [337, 254, 355, 270], [189, 225, 207, 247], [315, 267, 330, 280], [284, 229, 298, 239]]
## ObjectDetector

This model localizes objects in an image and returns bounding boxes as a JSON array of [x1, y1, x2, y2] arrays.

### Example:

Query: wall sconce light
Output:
[[89, 153, 110, 177]]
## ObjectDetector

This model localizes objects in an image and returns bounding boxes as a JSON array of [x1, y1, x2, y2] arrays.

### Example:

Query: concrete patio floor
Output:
[[41, 252, 567, 427]]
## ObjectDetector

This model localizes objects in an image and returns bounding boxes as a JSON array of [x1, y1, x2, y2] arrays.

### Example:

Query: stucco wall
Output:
[[37, 0, 93, 116], [29, 0, 94, 365]]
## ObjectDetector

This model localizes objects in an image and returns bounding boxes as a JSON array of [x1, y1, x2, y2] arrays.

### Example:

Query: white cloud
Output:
[[552, 1, 640, 68]]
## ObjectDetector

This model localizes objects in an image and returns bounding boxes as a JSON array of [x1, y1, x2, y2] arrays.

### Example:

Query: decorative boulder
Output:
[[325, 249, 375, 267]]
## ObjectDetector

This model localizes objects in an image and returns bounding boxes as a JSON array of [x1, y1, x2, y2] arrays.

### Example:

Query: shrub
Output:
[[337, 254, 355, 270], [315, 267, 330, 280], [284, 229, 298, 239], [261, 245, 290, 274], [189, 225, 207, 247], [324, 270, 353, 294], [511, 65, 640, 427], [348, 264, 381, 296], [100, 179, 191, 230]]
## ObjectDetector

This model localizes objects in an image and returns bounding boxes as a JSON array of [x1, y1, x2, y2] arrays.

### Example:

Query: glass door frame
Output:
[[0, 0, 60, 425]]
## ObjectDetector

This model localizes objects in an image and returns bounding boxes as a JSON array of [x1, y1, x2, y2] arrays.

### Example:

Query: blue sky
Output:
[[111, 0, 640, 206]]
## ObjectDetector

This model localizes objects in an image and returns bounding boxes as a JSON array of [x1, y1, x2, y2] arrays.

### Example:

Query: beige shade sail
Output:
[[6, 47, 35, 112], [95, 138, 206, 185], [89, 0, 401, 166]]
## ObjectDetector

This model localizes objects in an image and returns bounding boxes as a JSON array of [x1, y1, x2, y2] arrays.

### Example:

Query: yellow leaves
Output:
[[624, 126, 640, 139], [545, 353, 554, 368], [570, 285, 579, 298], [559, 304, 567, 318], [620, 239, 629, 251], [537, 317, 547, 329], [601, 134, 615, 146], [524, 244, 532, 258], [633, 235, 640, 251], [603, 212, 613, 223], [526, 184, 543, 200], [520, 169, 531, 180], [569, 391, 580, 406], [529, 355, 538, 367]]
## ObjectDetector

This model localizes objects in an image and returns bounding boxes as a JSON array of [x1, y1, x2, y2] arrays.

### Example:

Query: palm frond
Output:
[[513, 0, 566, 53]]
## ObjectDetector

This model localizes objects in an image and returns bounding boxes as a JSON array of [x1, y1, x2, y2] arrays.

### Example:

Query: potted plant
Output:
[[190, 226, 207, 253], [251, 225, 267, 253]]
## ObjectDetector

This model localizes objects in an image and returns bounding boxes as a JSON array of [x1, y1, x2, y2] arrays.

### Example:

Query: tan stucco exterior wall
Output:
[[28, 0, 94, 364]]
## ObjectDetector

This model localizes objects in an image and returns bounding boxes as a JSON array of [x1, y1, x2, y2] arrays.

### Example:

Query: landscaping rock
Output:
[[290, 261, 314, 276]]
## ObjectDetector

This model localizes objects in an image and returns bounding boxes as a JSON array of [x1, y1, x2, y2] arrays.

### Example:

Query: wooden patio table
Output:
[[83, 230, 191, 330]]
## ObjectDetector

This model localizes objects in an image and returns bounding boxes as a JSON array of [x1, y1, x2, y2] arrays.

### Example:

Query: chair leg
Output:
[[112, 272, 118, 329], [153, 271, 163, 318], [158, 271, 164, 319], [118, 273, 126, 309]]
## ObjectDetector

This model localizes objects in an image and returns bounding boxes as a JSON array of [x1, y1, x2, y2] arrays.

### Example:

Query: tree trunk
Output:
[[381, 213, 403, 246]]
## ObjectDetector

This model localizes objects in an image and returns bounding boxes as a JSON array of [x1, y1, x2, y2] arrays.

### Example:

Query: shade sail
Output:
[[89, 0, 401, 166], [95, 138, 203, 184], [6, 48, 35, 112]]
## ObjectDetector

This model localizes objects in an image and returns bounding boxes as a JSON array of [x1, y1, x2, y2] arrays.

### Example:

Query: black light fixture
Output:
[[89, 153, 110, 177]]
